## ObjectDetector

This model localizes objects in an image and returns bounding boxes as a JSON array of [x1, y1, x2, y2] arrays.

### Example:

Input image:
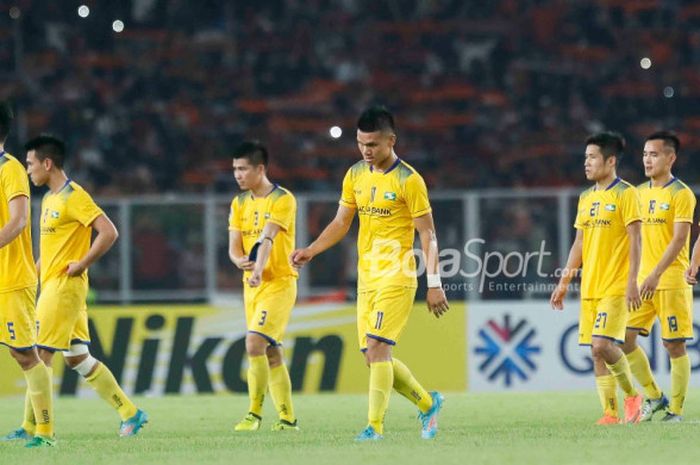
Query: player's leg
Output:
[[622, 328, 666, 421], [365, 337, 393, 438], [659, 288, 694, 421], [580, 299, 619, 424], [1, 288, 55, 446], [591, 297, 642, 424], [267, 345, 298, 430], [235, 332, 270, 431], [663, 340, 689, 421], [63, 344, 146, 436]]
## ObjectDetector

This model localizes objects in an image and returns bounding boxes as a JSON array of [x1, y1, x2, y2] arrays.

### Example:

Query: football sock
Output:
[[86, 362, 138, 421], [246, 355, 269, 418], [626, 346, 662, 399], [595, 375, 618, 417], [24, 362, 53, 437], [392, 358, 432, 414], [368, 361, 393, 435], [606, 355, 638, 397], [22, 388, 36, 435], [669, 354, 690, 415], [269, 364, 295, 423]]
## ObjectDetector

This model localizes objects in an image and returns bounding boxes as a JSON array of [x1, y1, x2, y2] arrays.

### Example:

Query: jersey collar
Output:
[[369, 157, 401, 175]]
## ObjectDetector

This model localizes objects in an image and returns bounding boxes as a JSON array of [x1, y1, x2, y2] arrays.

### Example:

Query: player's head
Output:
[[584, 132, 625, 182], [643, 130, 679, 179], [25, 134, 67, 186], [0, 101, 13, 144], [232, 140, 268, 190], [356, 105, 397, 168]]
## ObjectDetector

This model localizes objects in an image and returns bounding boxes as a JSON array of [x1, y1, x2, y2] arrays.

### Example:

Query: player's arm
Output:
[[66, 213, 118, 276], [414, 212, 449, 318], [0, 195, 29, 249], [290, 205, 355, 268], [625, 220, 642, 311], [686, 234, 700, 285], [229, 229, 254, 271], [640, 222, 691, 298], [550, 229, 583, 311], [246, 222, 282, 288]]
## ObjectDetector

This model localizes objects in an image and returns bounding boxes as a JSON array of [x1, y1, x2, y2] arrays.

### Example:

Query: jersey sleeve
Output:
[[404, 173, 432, 218], [673, 188, 696, 223], [1, 160, 30, 202], [620, 187, 641, 226], [67, 188, 104, 227], [268, 193, 296, 231], [339, 169, 356, 209], [228, 197, 241, 231]]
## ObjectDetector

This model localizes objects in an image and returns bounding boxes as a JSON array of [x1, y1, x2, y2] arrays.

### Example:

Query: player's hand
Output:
[[233, 255, 255, 271], [685, 264, 699, 285], [247, 269, 262, 288], [639, 273, 660, 300], [290, 248, 313, 270], [426, 287, 449, 318], [66, 261, 86, 277], [550, 282, 567, 311], [626, 281, 642, 312]]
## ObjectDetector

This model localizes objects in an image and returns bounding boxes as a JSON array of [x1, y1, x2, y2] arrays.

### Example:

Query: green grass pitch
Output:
[[1, 391, 698, 465]]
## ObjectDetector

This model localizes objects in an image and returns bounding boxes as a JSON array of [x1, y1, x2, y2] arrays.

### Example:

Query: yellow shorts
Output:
[[357, 286, 416, 350], [0, 287, 37, 350], [243, 276, 297, 346], [36, 276, 90, 351], [627, 288, 694, 341], [579, 296, 629, 345]]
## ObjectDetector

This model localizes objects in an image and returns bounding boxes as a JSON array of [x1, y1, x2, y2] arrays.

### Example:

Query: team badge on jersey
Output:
[[604, 204, 616, 212], [384, 192, 397, 200]]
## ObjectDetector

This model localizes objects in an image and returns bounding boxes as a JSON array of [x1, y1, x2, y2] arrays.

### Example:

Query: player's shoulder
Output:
[[579, 185, 595, 200], [668, 178, 693, 197], [0, 152, 22, 172], [269, 184, 295, 204], [394, 159, 421, 182], [609, 178, 636, 197], [346, 160, 370, 180]]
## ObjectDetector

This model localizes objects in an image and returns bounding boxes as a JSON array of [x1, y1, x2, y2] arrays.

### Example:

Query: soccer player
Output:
[[228, 141, 299, 432], [0, 103, 55, 448], [620, 131, 696, 422], [290, 106, 449, 441], [550, 132, 644, 425], [20, 135, 148, 436]]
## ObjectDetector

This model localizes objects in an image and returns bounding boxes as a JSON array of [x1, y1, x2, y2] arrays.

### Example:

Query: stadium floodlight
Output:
[[78, 5, 90, 18], [663, 86, 674, 98], [9, 6, 21, 19], [640, 57, 652, 69], [330, 126, 343, 139], [112, 19, 125, 33]]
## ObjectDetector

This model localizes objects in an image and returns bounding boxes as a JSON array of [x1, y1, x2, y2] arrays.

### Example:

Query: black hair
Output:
[[357, 105, 395, 133], [585, 131, 625, 164], [645, 130, 680, 154], [24, 134, 67, 168], [0, 101, 13, 142], [232, 140, 268, 167]]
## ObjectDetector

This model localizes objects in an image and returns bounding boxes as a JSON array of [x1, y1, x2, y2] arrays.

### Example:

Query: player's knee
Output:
[[9, 348, 39, 370], [620, 334, 637, 354], [663, 340, 686, 358], [590, 340, 612, 361], [246, 333, 268, 356], [65, 344, 98, 376], [266, 346, 283, 367]]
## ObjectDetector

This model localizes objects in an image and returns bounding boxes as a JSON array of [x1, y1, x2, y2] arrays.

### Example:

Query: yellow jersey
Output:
[[229, 184, 297, 284], [638, 177, 696, 290], [339, 158, 431, 291], [40, 180, 104, 285], [0, 152, 37, 292], [574, 178, 641, 299]]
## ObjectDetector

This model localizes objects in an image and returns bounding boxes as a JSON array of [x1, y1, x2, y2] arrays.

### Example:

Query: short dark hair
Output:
[[585, 131, 625, 164], [0, 101, 13, 142], [232, 140, 268, 167], [24, 135, 67, 168], [646, 130, 680, 154], [357, 105, 395, 133]]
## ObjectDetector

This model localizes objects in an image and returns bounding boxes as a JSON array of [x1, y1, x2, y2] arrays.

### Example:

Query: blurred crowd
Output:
[[1, 0, 699, 197]]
